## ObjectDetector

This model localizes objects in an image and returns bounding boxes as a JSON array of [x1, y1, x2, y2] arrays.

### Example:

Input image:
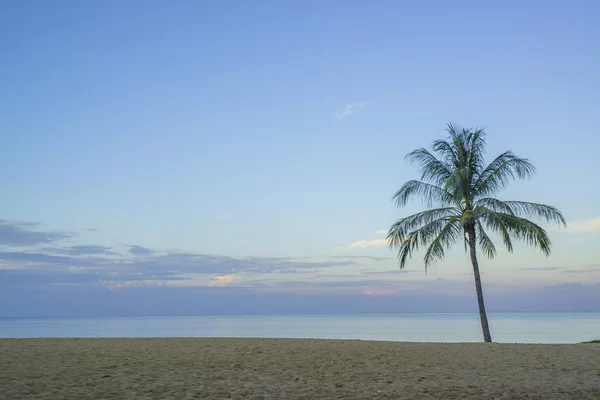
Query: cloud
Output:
[[347, 238, 388, 249], [127, 245, 155, 256], [0, 269, 187, 287], [562, 269, 592, 274], [519, 265, 600, 274], [363, 289, 398, 296], [0, 247, 357, 287], [258, 279, 400, 292], [547, 217, 600, 234], [562, 265, 600, 274], [207, 275, 240, 287], [565, 217, 600, 234], [543, 282, 585, 291], [0, 251, 109, 267], [252, 277, 493, 297], [346, 230, 393, 248], [0, 219, 72, 246], [361, 269, 419, 275], [333, 101, 368, 119], [43, 245, 117, 256], [331, 255, 390, 262], [102, 281, 145, 291], [519, 267, 561, 271], [303, 279, 396, 288]]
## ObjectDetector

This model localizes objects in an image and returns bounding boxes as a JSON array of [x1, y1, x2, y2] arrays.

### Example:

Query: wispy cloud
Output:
[[546, 217, 600, 234], [127, 245, 155, 256], [333, 101, 368, 119], [346, 229, 392, 248], [519, 267, 561, 272], [259, 279, 399, 290], [520, 264, 600, 274], [347, 238, 388, 249], [331, 255, 390, 262], [562, 264, 600, 274], [101, 280, 161, 292], [0, 219, 73, 247], [43, 245, 117, 256], [565, 217, 600, 234], [207, 274, 240, 287], [0, 240, 357, 288], [363, 289, 398, 296], [362, 269, 419, 275]]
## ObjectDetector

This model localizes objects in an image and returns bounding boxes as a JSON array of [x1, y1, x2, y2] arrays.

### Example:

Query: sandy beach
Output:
[[1, 338, 599, 399]]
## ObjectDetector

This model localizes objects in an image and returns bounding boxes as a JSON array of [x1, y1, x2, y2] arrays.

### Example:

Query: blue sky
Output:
[[1, 0, 599, 316]]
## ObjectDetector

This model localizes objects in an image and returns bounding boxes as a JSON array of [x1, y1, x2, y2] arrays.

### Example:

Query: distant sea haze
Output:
[[1, 313, 598, 343]]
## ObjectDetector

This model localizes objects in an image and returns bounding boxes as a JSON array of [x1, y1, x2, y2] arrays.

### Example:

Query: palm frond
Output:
[[387, 207, 459, 240], [434, 125, 487, 205], [445, 169, 468, 204], [423, 216, 462, 269], [393, 235, 416, 271], [466, 127, 487, 183], [388, 212, 459, 269], [449, 126, 469, 171], [474, 151, 536, 197], [475, 199, 566, 226], [405, 148, 452, 187], [480, 209, 552, 256], [392, 180, 455, 208], [475, 198, 517, 216], [495, 217, 514, 253], [432, 138, 458, 169], [500, 201, 566, 226], [476, 221, 497, 259]]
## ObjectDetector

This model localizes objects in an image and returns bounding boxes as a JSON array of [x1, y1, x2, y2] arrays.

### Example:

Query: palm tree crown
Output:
[[388, 124, 566, 270]]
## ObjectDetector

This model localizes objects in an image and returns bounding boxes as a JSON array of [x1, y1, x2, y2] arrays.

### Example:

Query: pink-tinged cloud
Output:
[[207, 274, 240, 287], [347, 238, 388, 249], [363, 289, 398, 296]]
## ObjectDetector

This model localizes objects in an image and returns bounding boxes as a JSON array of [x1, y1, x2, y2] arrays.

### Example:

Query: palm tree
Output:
[[387, 124, 566, 342]]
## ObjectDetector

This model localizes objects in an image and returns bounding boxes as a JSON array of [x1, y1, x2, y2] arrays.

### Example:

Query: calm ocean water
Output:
[[0, 313, 598, 343]]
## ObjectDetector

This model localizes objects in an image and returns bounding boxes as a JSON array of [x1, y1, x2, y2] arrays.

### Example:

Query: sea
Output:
[[0, 313, 598, 343]]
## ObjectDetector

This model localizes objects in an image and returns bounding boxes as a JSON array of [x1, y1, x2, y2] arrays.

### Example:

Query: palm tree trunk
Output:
[[466, 227, 493, 342]]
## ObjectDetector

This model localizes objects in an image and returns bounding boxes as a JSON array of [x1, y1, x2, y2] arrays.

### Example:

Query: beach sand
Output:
[[1, 338, 599, 399]]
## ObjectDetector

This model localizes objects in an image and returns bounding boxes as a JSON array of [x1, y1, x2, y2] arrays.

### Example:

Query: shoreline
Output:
[[1, 336, 595, 344], [2, 338, 599, 399]]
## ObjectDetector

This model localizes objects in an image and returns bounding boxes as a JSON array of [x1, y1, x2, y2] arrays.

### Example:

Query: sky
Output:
[[1, 0, 599, 317]]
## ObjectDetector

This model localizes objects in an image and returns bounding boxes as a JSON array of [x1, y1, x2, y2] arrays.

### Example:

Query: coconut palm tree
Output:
[[387, 124, 566, 342]]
